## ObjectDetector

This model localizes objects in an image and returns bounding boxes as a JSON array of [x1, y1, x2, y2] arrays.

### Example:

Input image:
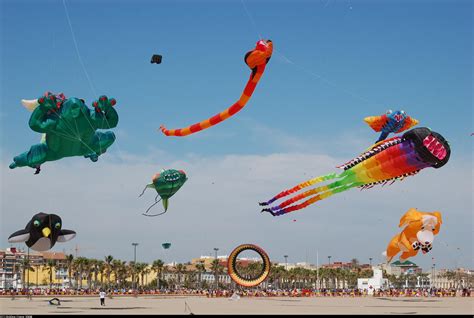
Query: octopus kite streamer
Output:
[[260, 127, 450, 216], [159, 39, 273, 137], [139, 169, 188, 217]]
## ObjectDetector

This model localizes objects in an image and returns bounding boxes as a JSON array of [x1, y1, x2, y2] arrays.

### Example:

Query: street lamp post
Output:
[[213, 248, 219, 290], [369, 257, 373, 267], [132, 243, 139, 291]]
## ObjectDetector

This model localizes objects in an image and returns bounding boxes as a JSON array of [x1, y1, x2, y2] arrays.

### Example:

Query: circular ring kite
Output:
[[227, 244, 271, 287]]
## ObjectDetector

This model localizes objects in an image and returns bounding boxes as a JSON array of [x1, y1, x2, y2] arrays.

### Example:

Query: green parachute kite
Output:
[[139, 169, 188, 217], [9, 92, 118, 174]]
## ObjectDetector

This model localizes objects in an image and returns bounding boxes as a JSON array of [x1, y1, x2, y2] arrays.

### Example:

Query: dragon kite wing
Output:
[[159, 40, 273, 137], [395, 116, 419, 133], [364, 114, 388, 132]]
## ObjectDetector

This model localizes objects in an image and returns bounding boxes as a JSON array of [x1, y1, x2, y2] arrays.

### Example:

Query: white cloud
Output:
[[1, 147, 471, 271]]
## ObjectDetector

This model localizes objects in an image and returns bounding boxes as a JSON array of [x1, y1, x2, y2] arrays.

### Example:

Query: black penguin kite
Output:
[[8, 213, 76, 251]]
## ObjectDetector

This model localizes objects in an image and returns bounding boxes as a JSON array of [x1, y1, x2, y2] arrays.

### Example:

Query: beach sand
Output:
[[1, 295, 473, 315]]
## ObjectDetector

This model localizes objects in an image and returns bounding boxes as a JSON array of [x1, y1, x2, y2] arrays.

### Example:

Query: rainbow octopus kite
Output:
[[364, 110, 418, 143], [9, 92, 118, 174], [159, 39, 273, 137], [260, 127, 450, 216]]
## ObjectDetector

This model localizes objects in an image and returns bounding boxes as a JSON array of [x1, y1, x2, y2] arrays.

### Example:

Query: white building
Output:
[[357, 267, 389, 294]]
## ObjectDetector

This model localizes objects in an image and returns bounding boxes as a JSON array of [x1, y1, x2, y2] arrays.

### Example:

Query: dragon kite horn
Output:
[[21, 99, 40, 112]]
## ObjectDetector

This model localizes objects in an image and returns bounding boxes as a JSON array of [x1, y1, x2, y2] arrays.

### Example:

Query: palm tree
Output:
[[66, 254, 74, 288], [151, 259, 165, 290], [319, 267, 330, 289], [210, 259, 225, 289], [97, 260, 106, 288], [184, 268, 197, 289], [128, 261, 137, 289], [174, 263, 186, 289], [19, 257, 34, 289], [116, 261, 128, 288], [89, 259, 99, 289], [143, 267, 151, 286], [111, 259, 123, 287], [82, 258, 93, 289], [136, 262, 148, 288], [346, 271, 358, 288], [195, 261, 206, 289], [73, 257, 89, 289], [104, 255, 114, 287], [44, 259, 56, 289], [350, 258, 360, 269]]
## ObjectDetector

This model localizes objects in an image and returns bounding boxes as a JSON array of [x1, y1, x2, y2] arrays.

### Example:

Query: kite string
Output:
[[63, 0, 97, 96], [63, 0, 128, 162], [239, 0, 380, 108], [138, 185, 149, 198], [241, 0, 262, 40], [272, 48, 378, 107]]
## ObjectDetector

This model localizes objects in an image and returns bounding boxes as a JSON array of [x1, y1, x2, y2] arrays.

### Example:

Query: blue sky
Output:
[[1, 0, 472, 270]]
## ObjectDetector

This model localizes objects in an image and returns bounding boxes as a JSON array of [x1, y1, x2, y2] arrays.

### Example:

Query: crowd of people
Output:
[[1, 287, 472, 298]]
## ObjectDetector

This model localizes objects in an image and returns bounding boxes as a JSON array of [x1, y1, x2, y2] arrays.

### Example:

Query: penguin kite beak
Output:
[[42, 227, 51, 237]]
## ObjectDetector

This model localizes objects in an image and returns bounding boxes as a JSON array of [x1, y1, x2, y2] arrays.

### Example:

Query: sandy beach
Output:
[[1, 296, 473, 315]]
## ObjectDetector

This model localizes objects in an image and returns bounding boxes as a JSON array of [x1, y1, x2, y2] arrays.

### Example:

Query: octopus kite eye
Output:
[[33, 220, 40, 227], [55, 222, 61, 229]]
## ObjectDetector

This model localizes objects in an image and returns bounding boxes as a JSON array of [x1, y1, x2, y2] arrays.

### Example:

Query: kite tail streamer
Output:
[[159, 40, 273, 137], [259, 172, 339, 206], [162, 198, 169, 212], [138, 184, 150, 198], [262, 181, 358, 216], [142, 194, 163, 216]]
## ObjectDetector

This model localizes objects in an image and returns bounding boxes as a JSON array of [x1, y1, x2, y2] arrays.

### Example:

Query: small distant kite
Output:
[[151, 54, 162, 64], [385, 208, 442, 262], [364, 110, 418, 143], [139, 169, 188, 216], [8, 213, 76, 251], [227, 244, 271, 287], [159, 39, 273, 137], [162, 242, 171, 249], [260, 127, 450, 216]]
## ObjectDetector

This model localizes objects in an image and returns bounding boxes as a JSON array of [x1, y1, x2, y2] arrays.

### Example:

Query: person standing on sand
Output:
[[99, 289, 106, 306]]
